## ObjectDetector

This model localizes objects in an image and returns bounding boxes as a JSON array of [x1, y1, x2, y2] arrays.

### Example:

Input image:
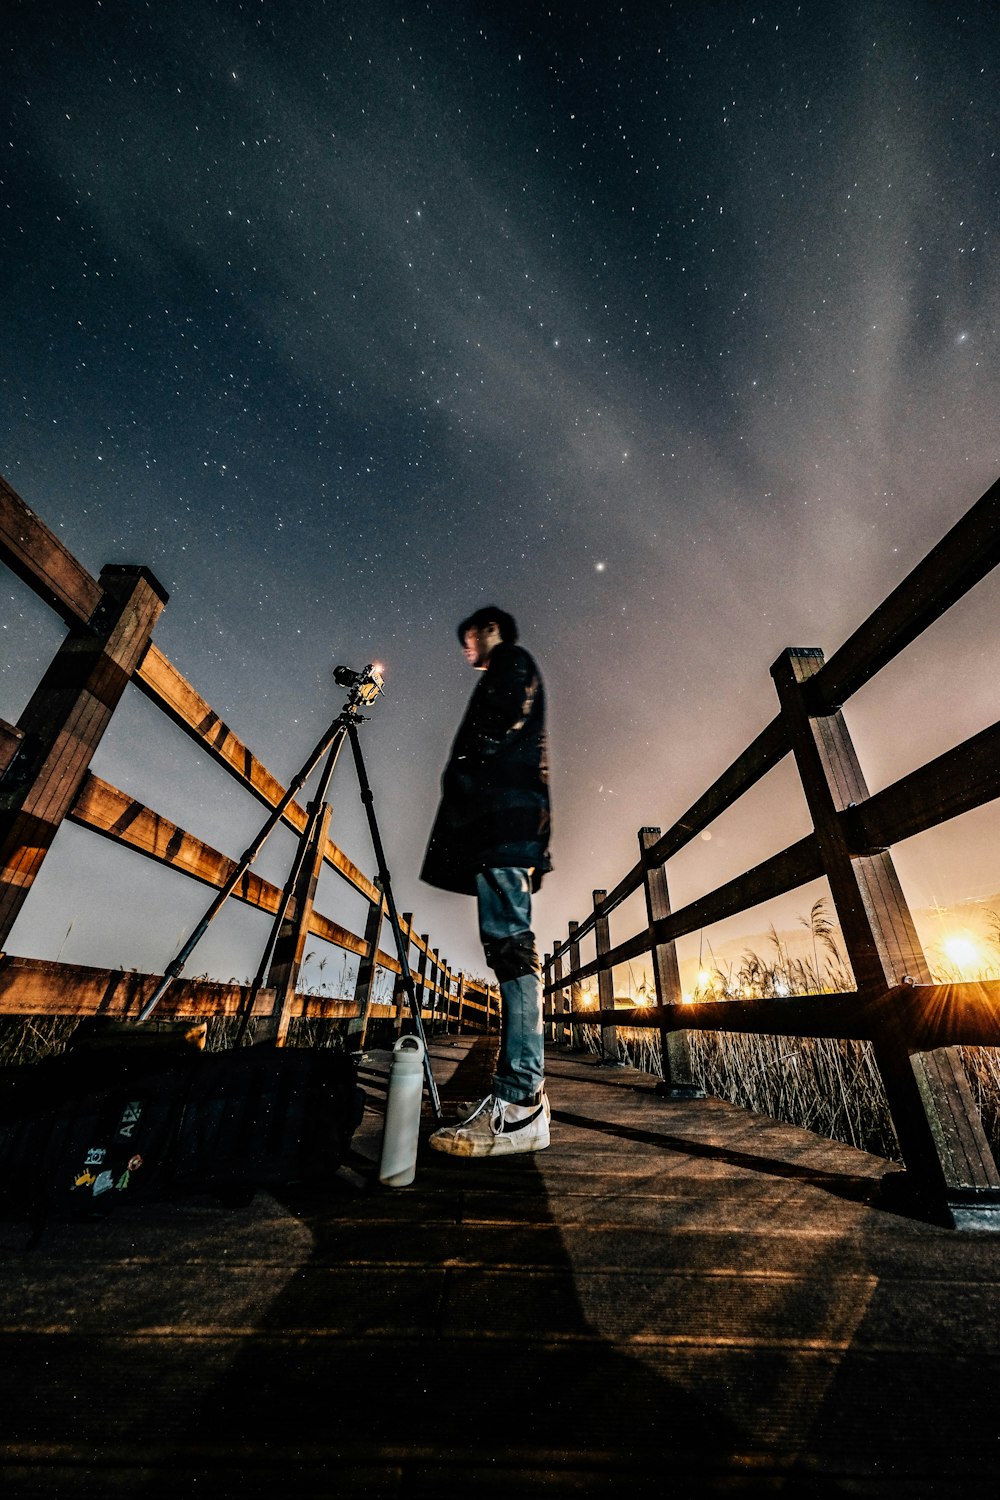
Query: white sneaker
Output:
[[448, 1093, 551, 1124], [429, 1094, 550, 1157]]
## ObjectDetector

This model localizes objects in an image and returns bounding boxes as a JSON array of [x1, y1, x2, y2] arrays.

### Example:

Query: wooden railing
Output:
[[543, 476, 1000, 1230], [0, 475, 495, 1042]]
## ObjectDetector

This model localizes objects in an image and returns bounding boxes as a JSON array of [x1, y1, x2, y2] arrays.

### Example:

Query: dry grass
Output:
[[0, 1015, 81, 1068], [575, 899, 1000, 1163]]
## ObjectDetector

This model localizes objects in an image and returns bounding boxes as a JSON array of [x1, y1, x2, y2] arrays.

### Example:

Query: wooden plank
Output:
[[568, 715, 790, 948], [0, 474, 101, 625], [567, 919, 584, 1049], [415, 935, 431, 1024], [640, 825, 699, 1092], [593, 889, 619, 1064], [552, 979, 1000, 1049], [564, 834, 822, 991], [430, 947, 441, 1028], [568, 991, 869, 1038], [772, 645, 1000, 1200], [373, 942, 402, 975], [134, 644, 380, 906], [441, 960, 453, 1033], [67, 772, 370, 959], [851, 716, 1000, 852], [0, 953, 277, 1019], [394, 912, 414, 1033], [0, 566, 168, 945], [8, 1034, 1000, 1498], [0, 953, 375, 1020], [551, 476, 1000, 966], [0, 480, 424, 982], [69, 771, 286, 918], [807, 475, 1000, 713], [551, 939, 569, 1046], [560, 720, 989, 1002], [0, 719, 23, 778], [653, 834, 823, 951], [0, 481, 379, 909]]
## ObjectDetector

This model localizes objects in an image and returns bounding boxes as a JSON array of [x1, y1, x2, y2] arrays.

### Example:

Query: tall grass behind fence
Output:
[[576, 899, 1000, 1162]]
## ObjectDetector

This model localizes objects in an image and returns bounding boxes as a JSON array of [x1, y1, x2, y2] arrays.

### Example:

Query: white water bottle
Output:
[[378, 1034, 426, 1187]]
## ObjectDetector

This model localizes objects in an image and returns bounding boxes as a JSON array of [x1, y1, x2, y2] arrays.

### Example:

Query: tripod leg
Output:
[[345, 721, 442, 1121], [138, 717, 349, 1022], [237, 727, 349, 1045]]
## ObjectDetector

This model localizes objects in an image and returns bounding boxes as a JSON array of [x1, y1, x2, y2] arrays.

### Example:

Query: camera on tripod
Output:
[[333, 662, 384, 709]]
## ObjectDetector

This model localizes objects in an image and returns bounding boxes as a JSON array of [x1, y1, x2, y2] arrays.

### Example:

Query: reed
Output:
[[0, 1014, 79, 1068], [577, 899, 1000, 1162]]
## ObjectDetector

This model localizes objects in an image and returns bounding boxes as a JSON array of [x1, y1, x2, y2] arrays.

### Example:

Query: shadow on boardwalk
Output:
[[136, 1038, 752, 1495], [2, 1038, 998, 1496]]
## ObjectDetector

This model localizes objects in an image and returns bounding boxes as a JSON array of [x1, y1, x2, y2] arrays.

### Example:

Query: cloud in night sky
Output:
[[2, 0, 999, 984]]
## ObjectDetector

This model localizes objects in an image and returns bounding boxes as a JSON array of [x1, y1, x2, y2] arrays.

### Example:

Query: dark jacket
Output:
[[420, 642, 551, 896]]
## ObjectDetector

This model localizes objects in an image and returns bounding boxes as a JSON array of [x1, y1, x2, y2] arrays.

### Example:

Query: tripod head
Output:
[[334, 662, 384, 715]]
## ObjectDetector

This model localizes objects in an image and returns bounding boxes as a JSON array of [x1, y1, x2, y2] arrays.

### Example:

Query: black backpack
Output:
[[0, 1022, 365, 1230]]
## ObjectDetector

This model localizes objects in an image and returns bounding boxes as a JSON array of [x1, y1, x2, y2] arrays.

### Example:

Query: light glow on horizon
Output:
[[941, 933, 984, 977]]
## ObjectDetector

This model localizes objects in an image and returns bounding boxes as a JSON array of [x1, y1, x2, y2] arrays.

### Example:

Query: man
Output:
[[420, 606, 551, 1156]]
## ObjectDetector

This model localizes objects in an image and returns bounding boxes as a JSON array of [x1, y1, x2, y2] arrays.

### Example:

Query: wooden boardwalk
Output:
[[2, 1035, 999, 1496]]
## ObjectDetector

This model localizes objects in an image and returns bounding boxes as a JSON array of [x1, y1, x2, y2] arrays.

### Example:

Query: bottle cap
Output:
[[392, 1033, 425, 1071]]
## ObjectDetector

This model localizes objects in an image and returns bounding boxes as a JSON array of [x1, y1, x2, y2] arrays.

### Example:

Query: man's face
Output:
[[463, 622, 502, 669]]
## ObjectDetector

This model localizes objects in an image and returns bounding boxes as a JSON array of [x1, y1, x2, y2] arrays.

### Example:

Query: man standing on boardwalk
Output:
[[421, 606, 552, 1156]]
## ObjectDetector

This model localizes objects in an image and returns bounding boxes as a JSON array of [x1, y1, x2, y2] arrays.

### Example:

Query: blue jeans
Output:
[[475, 867, 545, 1105]]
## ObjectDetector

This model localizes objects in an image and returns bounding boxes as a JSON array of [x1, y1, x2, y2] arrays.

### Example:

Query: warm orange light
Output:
[[942, 933, 982, 976]]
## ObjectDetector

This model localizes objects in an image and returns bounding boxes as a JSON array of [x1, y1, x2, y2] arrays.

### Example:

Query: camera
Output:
[[334, 662, 384, 708]]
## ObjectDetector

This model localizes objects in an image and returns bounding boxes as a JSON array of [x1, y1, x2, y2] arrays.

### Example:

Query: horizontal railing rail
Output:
[[544, 474, 1000, 1230], [0, 475, 495, 1043]]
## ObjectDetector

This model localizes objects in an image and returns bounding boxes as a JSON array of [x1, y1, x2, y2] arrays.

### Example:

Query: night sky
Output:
[[3, 0, 999, 991]]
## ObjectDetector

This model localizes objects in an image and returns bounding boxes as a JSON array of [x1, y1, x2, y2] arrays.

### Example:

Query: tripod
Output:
[[137, 665, 443, 1121]]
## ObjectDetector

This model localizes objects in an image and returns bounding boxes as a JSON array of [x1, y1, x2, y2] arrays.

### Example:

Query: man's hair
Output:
[[456, 606, 519, 645]]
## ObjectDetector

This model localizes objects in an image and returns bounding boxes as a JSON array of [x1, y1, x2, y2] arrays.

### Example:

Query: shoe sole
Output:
[[429, 1129, 550, 1158]]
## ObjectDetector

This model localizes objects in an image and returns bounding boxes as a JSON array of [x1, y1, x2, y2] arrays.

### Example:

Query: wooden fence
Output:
[[543, 475, 1000, 1230], [0, 476, 496, 1044]]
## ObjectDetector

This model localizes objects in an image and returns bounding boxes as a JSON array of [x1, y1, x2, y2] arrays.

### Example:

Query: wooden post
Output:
[[567, 920, 585, 1050], [456, 970, 466, 1031], [260, 800, 332, 1046], [551, 940, 568, 1047], [395, 913, 414, 1033], [442, 961, 452, 1032], [431, 947, 440, 1031], [593, 889, 621, 1065], [441, 951, 450, 1032], [772, 647, 1000, 1221], [543, 951, 555, 1041], [640, 826, 704, 1098], [0, 564, 167, 946], [346, 888, 384, 1048], [417, 934, 431, 1027], [0, 719, 23, 778]]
